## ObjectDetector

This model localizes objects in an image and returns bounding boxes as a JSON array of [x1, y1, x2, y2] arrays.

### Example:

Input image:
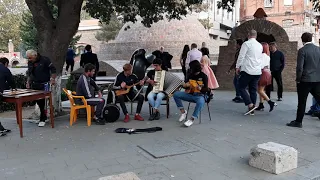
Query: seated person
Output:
[[173, 60, 209, 127], [76, 63, 106, 125], [113, 63, 144, 122], [0, 57, 15, 136], [144, 58, 166, 121]]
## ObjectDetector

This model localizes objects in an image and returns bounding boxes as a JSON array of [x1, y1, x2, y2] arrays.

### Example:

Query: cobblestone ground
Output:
[[1, 91, 320, 180]]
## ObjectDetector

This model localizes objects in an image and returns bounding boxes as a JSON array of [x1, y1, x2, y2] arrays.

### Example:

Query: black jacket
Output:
[[0, 64, 16, 93], [27, 54, 56, 83], [152, 50, 173, 71], [80, 52, 99, 71], [296, 43, 320, 82], [113, 72, 141, 93]]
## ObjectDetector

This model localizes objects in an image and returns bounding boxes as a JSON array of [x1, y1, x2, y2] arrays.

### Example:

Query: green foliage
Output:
[[0, 74, 35, 113], [95, 13, 124, 42], [0, 0, 26, 52], [198, 19, 213, 30], [84, 0, 203, 27]]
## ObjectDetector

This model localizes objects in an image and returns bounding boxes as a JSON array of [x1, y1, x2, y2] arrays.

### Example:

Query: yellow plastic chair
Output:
[[63, 88, 94, 126]]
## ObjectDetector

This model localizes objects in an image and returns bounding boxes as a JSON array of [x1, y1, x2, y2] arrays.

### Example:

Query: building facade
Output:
[[239, 0, 318, 46]]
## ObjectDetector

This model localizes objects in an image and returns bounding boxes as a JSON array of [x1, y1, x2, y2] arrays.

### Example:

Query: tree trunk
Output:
[[25, 0, 83, 116]]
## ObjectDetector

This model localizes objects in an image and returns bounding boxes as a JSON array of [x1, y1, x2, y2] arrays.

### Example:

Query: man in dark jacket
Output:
[[26, 50, 57, 127], [0, 57, 15, 136], [80, 45, 99, 80], [228, 39, 243, 103], [76, 63, 106, 125], [287, 32, 320, 128], [152, 46, 173, 71], [65, 47, 75, 74], [265, 42, 285, 101]]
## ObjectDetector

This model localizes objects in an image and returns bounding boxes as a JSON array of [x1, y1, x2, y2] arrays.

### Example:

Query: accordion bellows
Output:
[[152, 70, 183, 97]]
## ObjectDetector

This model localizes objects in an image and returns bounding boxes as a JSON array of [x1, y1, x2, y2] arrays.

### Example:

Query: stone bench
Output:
[[249, 142, 298, 174], [98, 172, 140, 180]]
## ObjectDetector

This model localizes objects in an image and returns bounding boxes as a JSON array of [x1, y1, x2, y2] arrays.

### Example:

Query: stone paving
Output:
[[1, 91, 320, 180]]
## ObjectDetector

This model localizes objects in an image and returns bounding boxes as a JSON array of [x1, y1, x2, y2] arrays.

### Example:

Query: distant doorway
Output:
[[256, 32, 275, 43]]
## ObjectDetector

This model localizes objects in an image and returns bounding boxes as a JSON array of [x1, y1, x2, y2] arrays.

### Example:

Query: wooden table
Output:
[[2, 89, 54, 138]]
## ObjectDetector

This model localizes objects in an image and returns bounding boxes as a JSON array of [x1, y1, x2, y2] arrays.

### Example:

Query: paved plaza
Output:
[[1, 91, 320, 180]]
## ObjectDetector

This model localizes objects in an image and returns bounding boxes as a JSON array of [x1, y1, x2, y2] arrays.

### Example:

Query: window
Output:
[[282, 19, 294, 27], [264, 0, 273, 7], [284, 0, 292, 5], [227, 12, 229, 19]]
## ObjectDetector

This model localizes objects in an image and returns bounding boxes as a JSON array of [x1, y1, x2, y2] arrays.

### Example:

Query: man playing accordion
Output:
[[173, 60, 209, 127], [144, 59, 166, 120]]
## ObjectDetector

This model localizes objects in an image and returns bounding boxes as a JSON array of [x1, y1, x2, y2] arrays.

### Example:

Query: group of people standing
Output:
[[229, 30, 284, 115]]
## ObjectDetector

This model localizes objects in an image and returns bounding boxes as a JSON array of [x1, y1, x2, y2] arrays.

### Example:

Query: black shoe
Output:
[[268, 101, 277, 112], [244, 106, 257, 116], [148, 113, 155, 121], [0, 132, 7, 137], [154, 111, 160, 120], [95, 118, 106, 125], [256, 103, 264, 111], [0, 129, 11, 133], [286, 121, 302, 128], [277, 98, 282, 101], [232, 97, 242, 102], [305, 111, 313, 115]]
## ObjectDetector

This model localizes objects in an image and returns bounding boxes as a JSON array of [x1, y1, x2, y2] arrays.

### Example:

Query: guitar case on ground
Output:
[[115, 127, 162, 134]]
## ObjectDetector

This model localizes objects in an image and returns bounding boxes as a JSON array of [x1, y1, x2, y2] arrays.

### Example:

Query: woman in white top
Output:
[[256, 43, 277, 112]]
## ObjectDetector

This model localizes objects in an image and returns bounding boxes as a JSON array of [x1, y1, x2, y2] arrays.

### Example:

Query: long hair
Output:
[[201, 55, 210, 66], [261, 42, 270, 56], [189, 60, 202, 74], [181, 45, 190, 59]]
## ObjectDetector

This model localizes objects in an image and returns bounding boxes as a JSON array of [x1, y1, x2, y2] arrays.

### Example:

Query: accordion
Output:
[[152, 70, 183, 97]]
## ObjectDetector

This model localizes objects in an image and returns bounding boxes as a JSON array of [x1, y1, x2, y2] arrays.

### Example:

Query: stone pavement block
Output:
[[54, 169, 102, 180], [249, 142, 298, 174], [140, 173, 170, 180], [85, 158, 120, 170], [44, 164, 88, 179], [98, 163, 134, 176], [5, 171, 45, 180], [293, 164, 320, 179], [23, 160, 68, 174], [132, 165, 169, 177], [264, 172, 309, 180], [98, 172, 140, 180], [1, 166, 25, 178]]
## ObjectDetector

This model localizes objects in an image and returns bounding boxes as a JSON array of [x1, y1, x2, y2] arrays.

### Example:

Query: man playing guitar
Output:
[[173, 60, 209, 127], [113, 63, 145, 122]]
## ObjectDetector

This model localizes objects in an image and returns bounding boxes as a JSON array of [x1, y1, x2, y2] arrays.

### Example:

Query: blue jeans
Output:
[[147, 92, 166, 109], [310, 97, 320, 112], [173, 91, 205, 119], [233, 73, 241, 97], [238, 72, 261, 106]]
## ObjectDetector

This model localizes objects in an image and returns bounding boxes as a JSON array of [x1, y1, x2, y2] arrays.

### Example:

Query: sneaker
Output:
[[148, 113, 155, 121], [124, 114, 130, 123], [95, 118, 106, 125], [179, 111, 187, 122], [277, 98, 282, 101], [38, 121, 46, 127], [232, 97, 243, 103], [134, 114, 144, 121], [268, 101, 277, 112], [244, 106, 257, 116], [154, 111, 160, 120], [256, 103, 264, 111], [0, 132, 7, 137], [184, 119, 194, 127]]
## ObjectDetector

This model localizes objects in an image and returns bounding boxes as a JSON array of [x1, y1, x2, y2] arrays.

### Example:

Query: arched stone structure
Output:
[[216, 19, 298, 92]]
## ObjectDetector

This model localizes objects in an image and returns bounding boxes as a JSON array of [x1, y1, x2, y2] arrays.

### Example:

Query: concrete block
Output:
[[249, 142, 298, 174], [98, 172, 140, 180]]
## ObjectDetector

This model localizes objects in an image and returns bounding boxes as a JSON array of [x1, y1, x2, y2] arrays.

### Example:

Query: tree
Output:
[[95, 13, 124, 42], [24, 0, 203, 114], [0, 0, 26, 52]]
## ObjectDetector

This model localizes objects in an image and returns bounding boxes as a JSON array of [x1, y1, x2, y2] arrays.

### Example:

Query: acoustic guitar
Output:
[[185, 80, 203, 94], [115, 82, 140, 96]]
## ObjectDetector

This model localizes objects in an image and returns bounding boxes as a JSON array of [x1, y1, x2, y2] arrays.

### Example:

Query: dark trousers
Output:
[[266, 71, 283, 99], [0, 122, 5, 131], [238, 72, 261, 106], [31, 83, 47, 121], [296, 82, 320, 123], [66, 60, 74, 72], [233, 73, 241, 97], [182, 66, 186, 80], [117, 93, 144, 115], [87, 98, 106, 118]]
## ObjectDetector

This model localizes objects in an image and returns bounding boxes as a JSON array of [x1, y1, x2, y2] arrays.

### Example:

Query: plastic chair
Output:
[[63, 88, 94, 126], [186, 91, 213, 124], [148, 96, 170, 119]]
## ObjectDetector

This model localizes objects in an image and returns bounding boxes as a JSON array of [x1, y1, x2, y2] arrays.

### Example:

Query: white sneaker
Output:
[[179, 111, 187, 122], [38, 121, 46, 127], [184, 119, 194, 127]]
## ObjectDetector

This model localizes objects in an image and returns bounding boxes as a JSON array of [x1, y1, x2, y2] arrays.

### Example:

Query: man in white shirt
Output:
[[236, 30, 263, 115], [185, 43, 202, 71]]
